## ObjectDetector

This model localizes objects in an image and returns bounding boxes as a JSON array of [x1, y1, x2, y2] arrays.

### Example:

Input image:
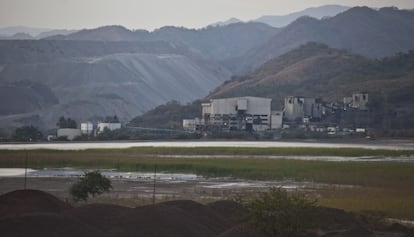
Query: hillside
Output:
[[43, 23, 280, 62], [132, 43, 414, 129], [227, 7, 414, 73], [0, 40, 230, 130], [210, 43, 414, 107]]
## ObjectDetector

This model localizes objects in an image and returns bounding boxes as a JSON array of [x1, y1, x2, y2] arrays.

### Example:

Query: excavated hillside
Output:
[[0, 40, 230, 129]]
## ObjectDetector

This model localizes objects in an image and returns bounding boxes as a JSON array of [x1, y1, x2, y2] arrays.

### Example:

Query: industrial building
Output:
[[81, 122, 94, 135], [344, 92, 369, 110], [201, 97, 272, 131], [96, 122, 122, 134], [57, 128, 81, 140], [284, 96, 322, 122]]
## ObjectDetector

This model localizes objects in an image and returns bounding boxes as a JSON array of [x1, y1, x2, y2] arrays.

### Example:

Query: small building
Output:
[[183, 118, 201, 132], [96, 122, 121, 134], [271, 111, 283, 129], [81, 122, 94, 135], [57, 128, 81, 140]]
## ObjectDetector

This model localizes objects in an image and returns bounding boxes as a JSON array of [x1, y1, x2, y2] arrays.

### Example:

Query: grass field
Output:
[[1, 146, 414, 219]]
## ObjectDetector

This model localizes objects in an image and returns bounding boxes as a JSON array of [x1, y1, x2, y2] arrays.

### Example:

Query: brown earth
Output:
[[0, 190, 413, 237]]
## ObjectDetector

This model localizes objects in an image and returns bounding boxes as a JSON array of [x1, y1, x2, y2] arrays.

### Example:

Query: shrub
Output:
[[246, 188, 316, 237], [70, 171, 112, 202], [12, 125, 43, 141]]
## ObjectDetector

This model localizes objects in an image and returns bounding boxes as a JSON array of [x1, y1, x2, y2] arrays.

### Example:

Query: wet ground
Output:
[[0, 168, 328, 204]]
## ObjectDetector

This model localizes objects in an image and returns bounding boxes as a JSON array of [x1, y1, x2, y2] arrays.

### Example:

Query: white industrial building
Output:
[[284, 96, 322, 122], [80, 122, 94, 135], [201, 96, 273, 131], [96, 122, 121, 134], [183, 118, 201, 132], [57, 128, 81, 140]]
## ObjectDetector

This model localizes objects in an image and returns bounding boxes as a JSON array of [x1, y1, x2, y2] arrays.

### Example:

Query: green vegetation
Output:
[[1, 147, 414, 219], [56, 116, 77, 129], [0, 147, 413, 188], [12, 126, 43, 142], [246, 188, 316, 237], [70, 171, 112, 202]]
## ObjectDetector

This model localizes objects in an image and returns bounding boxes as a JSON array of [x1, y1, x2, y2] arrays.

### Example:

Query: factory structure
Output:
[[55, 120, 122, 141], [183, 93, 369, 134]]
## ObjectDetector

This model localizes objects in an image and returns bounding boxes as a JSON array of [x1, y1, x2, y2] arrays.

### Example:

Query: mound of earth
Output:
[[0, 213, 108, 237], [0, 189, 413, 237], [162, 200, 233, 234], [217, 223, 259, 237], [0, 189, 71, 218], [63, 203, 132, 233], [207, 200, 245, 225], [111, 202, 219, 237]]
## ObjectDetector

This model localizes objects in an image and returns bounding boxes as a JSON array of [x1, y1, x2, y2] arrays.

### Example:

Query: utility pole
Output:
[[24, 150, 28, 190], [152, 164, 157, 204]]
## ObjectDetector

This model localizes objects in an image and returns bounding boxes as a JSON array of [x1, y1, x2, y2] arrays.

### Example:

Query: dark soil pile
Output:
[[0, 189, 413, 237], [207, 200, 245, 225], [0, 189, 71, 218], [0, 213, 108, 237]]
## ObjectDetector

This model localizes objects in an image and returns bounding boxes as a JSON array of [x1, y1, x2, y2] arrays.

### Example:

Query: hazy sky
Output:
[[1, 0, 414, 30]]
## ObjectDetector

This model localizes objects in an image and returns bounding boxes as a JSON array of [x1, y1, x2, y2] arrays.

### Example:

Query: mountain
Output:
[[0, 32, 34, 40], [58, 25, 139, 41], [0, 26, 52, 37], [209, 42, 414, 109], [227, 7, 414, 74], [44, 23, 280, 61], [0, 40, 230, 130], [35, 29, 78, 39], [208, 18, 242, 27], [254, 5, 350, 27], [0, 26, 76, 39]]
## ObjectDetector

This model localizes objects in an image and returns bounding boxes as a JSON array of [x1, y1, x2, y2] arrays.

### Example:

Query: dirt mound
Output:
[[163, 200, 233, 234], [1, 189, 411, 237], [217, 222, 259, 237], [0, 213, 108, 237], [111, 202, 217, 237], [310, 206, 363, 231], [63, 203, 132, 233], [207, 200, 245, 225], [0, 189, 71, 218]]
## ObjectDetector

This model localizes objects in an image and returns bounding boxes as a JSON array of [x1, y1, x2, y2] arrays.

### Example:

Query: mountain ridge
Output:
[[254, 4, 350, 27], [226, 6, 414, 74], [210, 42, 414, 108]]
